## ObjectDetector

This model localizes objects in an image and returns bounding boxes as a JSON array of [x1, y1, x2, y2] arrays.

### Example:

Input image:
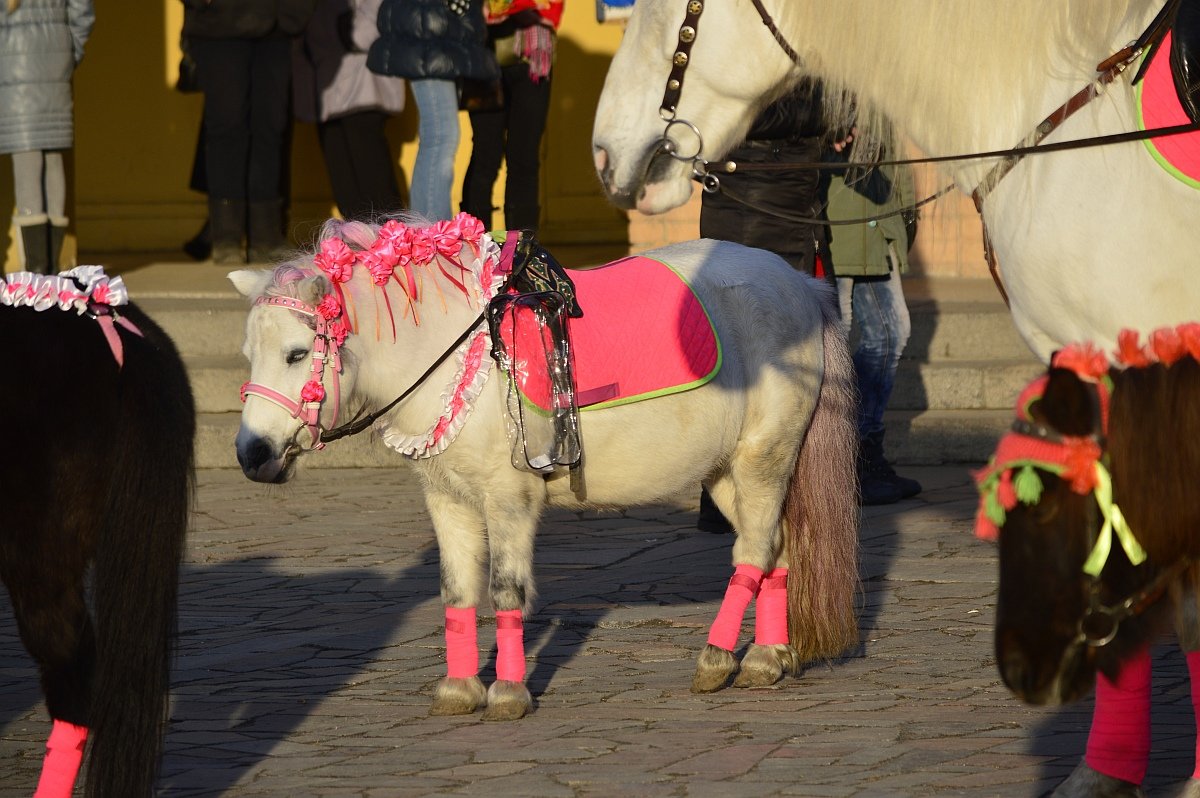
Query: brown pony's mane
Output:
[[1108, 358, 1200, 562]]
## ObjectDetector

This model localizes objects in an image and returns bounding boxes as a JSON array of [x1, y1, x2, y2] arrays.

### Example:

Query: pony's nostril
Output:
[[237, 437, 275, 472]]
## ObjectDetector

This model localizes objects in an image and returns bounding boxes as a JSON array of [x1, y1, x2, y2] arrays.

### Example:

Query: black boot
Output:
[[1172, 0, 1200, 124], [48, 217, 68, 273], [183, 218, 212, 261], [860, 431, 921, 504], [504, 203, 540, 233], [697, 487, 734, 534], [209, 198, 246, 265], [247, 199, 290, 263], [14, 215, 50, 274]]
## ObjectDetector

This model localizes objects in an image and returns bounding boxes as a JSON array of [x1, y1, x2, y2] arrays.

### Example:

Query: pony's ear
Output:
[[296, 273, 333, 306], [228, 269, 273, 299]]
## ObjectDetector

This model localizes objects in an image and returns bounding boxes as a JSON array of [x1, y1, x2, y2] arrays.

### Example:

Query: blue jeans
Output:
[[409, 79, 460, 221], [837, 254, 911, 439]]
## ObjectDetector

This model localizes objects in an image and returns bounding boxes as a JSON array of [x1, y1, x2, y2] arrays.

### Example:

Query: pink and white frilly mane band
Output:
[[244, 213, 507, 458], [1, 265, 143, 366], [975, 323, 1200, 575]]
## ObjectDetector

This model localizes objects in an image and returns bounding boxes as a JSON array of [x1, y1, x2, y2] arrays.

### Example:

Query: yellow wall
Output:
[[1, 0, 630, 268], [1, 1, 987, 278]]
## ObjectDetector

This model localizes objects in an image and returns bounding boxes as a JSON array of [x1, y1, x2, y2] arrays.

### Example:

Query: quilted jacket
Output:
[[0, 0, 93, 154], [368, 0, 497, 81]]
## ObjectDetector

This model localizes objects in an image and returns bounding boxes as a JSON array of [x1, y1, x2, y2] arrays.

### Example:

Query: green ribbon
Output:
[[1082, 462, 1147, 576]]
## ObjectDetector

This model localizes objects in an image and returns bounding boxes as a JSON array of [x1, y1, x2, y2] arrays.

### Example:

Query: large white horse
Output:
[[229, 216, 859, 720], [592, 0, 1200, 364]]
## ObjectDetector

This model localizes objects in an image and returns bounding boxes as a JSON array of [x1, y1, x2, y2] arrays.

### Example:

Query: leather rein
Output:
[[655, 0, 1198, 283]]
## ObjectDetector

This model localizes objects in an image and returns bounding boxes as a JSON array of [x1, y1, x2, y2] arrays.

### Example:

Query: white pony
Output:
[[229, 215, 859, 720], [592, 0, 1200, 364]]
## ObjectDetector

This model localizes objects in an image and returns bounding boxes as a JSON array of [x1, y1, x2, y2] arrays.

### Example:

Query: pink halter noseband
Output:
[[240, 295, 343, 451]]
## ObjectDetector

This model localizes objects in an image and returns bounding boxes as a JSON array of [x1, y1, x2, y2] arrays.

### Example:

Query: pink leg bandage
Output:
[[445, 606, 479, 679], [1187, 650, 1200, 778], [755, 567, 789, 646], [495, 609, 526, 682], [707, 564, 764, 651], [1085, 648, 1151, 785], [33, 720, 88, 798]]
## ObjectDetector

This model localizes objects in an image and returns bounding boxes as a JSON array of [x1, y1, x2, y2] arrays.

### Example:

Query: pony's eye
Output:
[[286, 348, 309, 365]]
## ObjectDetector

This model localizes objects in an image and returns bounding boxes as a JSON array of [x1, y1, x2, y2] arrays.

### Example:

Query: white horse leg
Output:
[[694, 396, 809, 693], [426, 489, 489, 716], [693, 564, 763, 693], [734, 563, 800, 689], [480, 492, 540, 721], [729, 430, 806, 689]]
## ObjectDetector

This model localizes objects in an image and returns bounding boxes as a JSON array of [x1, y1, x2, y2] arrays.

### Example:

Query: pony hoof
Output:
[[691, 644, 739, 693], [481, 680, 531, 721], [429, 676, 487, 716], [733, 643, 798, 688], [1051, 760, 1145, 798]]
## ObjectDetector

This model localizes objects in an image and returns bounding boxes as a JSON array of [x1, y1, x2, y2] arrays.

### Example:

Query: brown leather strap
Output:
[[659, 0, 705, 118]]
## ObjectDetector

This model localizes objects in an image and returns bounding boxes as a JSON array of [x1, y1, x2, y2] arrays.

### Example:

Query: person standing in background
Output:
[[182, 0, 316, 264], [827, 156, 922, 506], [295, 0, 406, 221], [0, 0, 94, 274], [368, 0, 497, 221], [459, 0, 562, 232]]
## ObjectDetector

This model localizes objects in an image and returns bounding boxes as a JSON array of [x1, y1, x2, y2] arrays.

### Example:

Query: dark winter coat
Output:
[[0, 0, 93, 154], [181, 0, 318, 39], [699, 84, 832, 277], [367, 0, 497, 81]]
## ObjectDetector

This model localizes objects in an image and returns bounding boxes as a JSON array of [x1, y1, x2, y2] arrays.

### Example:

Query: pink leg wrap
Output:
[[1085, 648, 1151, 785], [495, 609, 526, 682], [444, 606, 479, 679], [755, 567, 789, 646], [1188, 651, 1200, 778], [707, 564, 764, 651], [33, 720, 88, 798]]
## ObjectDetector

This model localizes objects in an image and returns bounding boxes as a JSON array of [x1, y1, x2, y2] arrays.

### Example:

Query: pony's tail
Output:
[[86, 313, 194, 797], [784, 297, 861, 663]]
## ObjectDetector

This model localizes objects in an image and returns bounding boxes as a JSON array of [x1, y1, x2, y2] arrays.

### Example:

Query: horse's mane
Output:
[[1108, 358, 1200, 560], [781, 0, 1142, 156]]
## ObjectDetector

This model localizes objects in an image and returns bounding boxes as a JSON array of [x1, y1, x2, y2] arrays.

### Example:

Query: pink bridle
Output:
[[240, 295, 343, 451]]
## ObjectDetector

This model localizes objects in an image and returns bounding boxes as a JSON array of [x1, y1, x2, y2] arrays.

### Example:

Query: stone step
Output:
[[889, 358, 1043, 411], [137, 297, 248, 358]]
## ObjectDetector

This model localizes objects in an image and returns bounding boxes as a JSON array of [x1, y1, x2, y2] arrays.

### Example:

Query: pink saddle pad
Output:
[[1140, 31, 1200, 187], [498, 255, 721, 411]]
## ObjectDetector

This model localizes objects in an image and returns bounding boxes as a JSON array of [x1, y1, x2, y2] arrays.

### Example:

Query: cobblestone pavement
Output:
[[1, 465, 1196, 797]]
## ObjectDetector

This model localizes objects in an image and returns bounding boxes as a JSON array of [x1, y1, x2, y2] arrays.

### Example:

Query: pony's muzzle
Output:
[[235, 431, 295, 484]]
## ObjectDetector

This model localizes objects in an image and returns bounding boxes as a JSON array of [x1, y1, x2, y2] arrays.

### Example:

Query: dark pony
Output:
[[1, 284, 194, 796], [980, 328, 1200, 705]]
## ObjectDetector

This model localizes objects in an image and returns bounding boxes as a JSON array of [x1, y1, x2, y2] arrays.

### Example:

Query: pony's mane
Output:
[[778, 0, 1141, 158], [259, 212, 503, 338]]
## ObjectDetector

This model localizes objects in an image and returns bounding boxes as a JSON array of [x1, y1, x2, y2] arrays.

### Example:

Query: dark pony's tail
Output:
[[784, 295, 861, 663], [86, 305, 194, 797]]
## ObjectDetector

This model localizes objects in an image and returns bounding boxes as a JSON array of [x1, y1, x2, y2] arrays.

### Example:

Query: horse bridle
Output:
[[240, 295, 344, 452]]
